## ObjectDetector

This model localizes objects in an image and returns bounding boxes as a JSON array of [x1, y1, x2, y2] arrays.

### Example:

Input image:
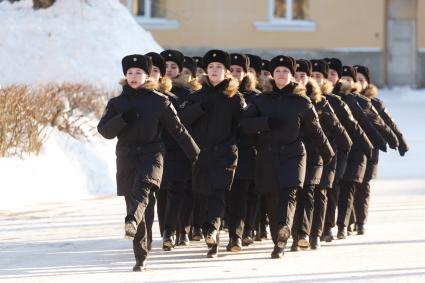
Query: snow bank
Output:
[[0, 0, 162, 89]]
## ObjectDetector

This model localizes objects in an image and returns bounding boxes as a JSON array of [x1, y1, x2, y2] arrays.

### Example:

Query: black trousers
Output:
[[125, 181, 154, 261], [192, 192, 202, 229], [163, 181, 192, 234], [145, 191, 156, 246], [324, 179, 340, 230], [228, 179, 251, 239], [263, 187, 297, 245], [156, 189, 167, 237], [200, 189, 226, 243], [354, 180, 371, 225], [311, 186, 328, 237], [293, 185, 315, 236], [244, 183, 259, 233], [337, 180, 358, 228]]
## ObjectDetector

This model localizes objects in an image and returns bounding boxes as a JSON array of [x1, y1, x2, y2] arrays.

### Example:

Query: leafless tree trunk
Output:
[[33, 0, 55, 9]]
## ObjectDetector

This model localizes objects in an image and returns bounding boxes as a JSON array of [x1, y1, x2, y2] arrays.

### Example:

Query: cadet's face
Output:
[[273, 66, 291, 88], [182, 67, 193, 81], [328, 69, 339, 85], [150, 66, 161, 83], [341, 76, 354, 85], [125, 67, 147, 89], [207, 62, 226, 85], [165, 61, 180, 78], [312, 72, 325, 86], [357, 73, 368, 91], [230, 65, 246, 82], [196, 67, 206, 78], [261, 70, 271, 78], [294, 71, 308, 86], [248, 67, 258, 78]]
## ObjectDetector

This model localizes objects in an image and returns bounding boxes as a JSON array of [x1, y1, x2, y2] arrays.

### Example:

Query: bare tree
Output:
[[33, 0, 55, 9]]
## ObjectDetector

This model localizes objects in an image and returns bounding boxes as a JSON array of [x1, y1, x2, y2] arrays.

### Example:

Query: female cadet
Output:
[[240, 55, 334, 259], [226, 53, 261, 252], [181, 49, 245, 258], [97, 54, 199, 271], [292, 59, 352, 251]]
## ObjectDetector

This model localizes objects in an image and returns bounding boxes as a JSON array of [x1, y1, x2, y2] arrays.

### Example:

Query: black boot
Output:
[[297, 234, 310, 250], [323, 227, 334, 242], [242, 228, 254, 246], [207, 244, 219, 258], [290, 233, 300, 252], [337, 226, 347, 239], [178, 232, 190, 246], [357, 223, 365, 235], [277, 225, 291, 248], [226, 237, 242, 252], [205, 228, 218, 246], [162, 229, 175, 251], [133, 258, 147, 272], [271, 245, 284, 259], [191, 226, 203, 241], [124, 219, 137, 240], [310, 236, 321, 250]]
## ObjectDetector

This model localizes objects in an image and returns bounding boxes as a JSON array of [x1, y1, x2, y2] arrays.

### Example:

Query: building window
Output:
[[255, 0, 315, 31], [127, 0, 179, 29]]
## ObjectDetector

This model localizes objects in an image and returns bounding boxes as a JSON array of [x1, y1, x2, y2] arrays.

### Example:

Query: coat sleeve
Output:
[[160, 99, 200, 161], [377, 101, 409, 155], [97, 100, 127, 139], [301, 103, 335, 163], [320, 106, 352, 153], [348, 97, 387, 152], [368, 103, 399, 149], [179, 102, 205, 126], [334, 100, 373, 155], [239, 101, 271, 134]]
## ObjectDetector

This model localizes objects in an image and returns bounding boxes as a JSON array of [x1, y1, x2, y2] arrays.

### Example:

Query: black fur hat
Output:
[[342, 65, 357, 82], [183, 56, 197, 77], [270, 55, 296, 76], [160, 49, 184, 71], [310, 59, 329, 78], [193, 56, 205, 71], [323, 57, 343, 78], [261, 59, 271, 72], [145, 52, 165, 77], [296, 59, 312, 76], [354, 65, 370, 84], [203, 49, 230, 70], [230, 53, 250, 73], [246, 54, 262, 75], [122, 54, 152, 75]]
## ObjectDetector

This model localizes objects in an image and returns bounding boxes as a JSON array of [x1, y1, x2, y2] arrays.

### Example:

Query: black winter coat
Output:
[[240, 81, 334, 192], [181, 77, 245, 195], [97, 84, 199, 196]]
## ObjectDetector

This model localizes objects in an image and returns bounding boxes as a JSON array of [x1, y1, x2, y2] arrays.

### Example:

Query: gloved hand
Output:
[[122, 109, 141, 123], [398, 138, 409, 157], [378, 142, 387, 153], [268, 117, 283, 129]]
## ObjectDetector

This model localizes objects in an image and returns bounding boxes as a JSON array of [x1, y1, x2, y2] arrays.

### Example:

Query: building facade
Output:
[[121, 0, 425, 87]]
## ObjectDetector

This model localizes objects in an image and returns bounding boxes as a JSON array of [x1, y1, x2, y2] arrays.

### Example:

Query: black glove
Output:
[[398, 138, 409, 157], [268, 117, 283, 129], [200, 101, 213, 112], [378, 142, 387, 153], [122, 109, 141, 124]]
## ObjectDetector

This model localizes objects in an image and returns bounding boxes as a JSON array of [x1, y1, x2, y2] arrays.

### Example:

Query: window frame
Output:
[[255, 0, 316, 31], [127, 0, 179, 30]]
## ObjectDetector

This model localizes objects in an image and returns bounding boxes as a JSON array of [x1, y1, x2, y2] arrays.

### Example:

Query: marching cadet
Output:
[[193, 56, 207, 79], [240, 55, 334, 259], [97, 54, 199, 271], [318, 58, 373, 242], [259, 59, 272, 89], [334, 65, 398, 239], [181, 49, 245, 258], [226, 53, 261, 252], [352, 65, 409, 234], [159, 50, 202, 250], [292, 60, 352, 251]]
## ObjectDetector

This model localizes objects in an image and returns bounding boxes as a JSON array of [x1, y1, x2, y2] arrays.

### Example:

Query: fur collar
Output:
[[306, 78, 323, 103], [239, 73, 260, 93], [199, 75, 239, 97], [119, 78, 157, 91], [263, 78, 307, 97], [362, 84, 378, 98], [320, 79, 334, 96], [171, 74, 202, 91]]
